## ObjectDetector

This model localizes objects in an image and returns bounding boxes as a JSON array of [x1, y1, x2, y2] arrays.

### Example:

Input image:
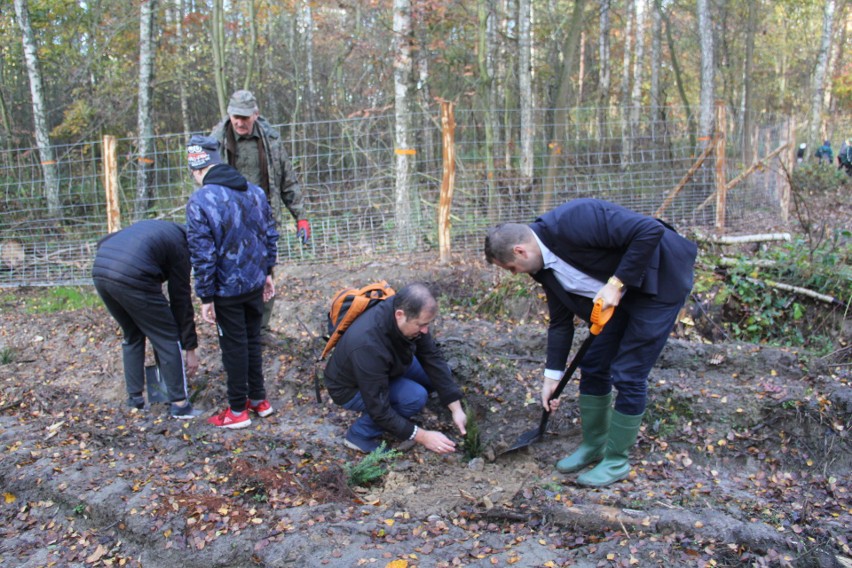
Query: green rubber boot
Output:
[[555, 393, 613, 473], [576, 410, 644, 487]]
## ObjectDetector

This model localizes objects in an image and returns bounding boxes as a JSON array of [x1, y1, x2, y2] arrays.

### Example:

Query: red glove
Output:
[[296, 219, 311, 246]]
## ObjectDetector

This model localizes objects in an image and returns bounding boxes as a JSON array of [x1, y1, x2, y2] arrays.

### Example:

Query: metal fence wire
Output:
[[0, 105, 797, 286]]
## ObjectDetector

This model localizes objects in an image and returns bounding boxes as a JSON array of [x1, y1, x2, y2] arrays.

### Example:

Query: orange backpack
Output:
[[320, 280, 397, 360]]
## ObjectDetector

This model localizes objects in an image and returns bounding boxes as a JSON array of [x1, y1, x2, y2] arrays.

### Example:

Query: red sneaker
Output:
[[246, 399, 274, 418], [207, 408, 252, 429]]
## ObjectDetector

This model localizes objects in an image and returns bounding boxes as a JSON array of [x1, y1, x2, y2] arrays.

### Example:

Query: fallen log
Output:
[[695, 232, 791, 244], [746, 277, 839, 305]]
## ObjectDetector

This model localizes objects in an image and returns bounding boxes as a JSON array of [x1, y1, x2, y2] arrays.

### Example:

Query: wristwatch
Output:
[[607, 276, 625, 290]]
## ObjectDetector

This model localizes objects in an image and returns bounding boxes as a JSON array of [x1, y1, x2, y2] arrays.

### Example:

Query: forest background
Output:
[[1, 0, 851, 282]]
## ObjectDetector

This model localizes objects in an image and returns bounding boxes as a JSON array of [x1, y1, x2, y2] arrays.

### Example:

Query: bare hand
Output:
[[263, 275, 275, 302], [185, 349, 199, 378], [594, 282, 625, 311], [416, 429, 457, 454], [448, 401, 467, 436], [201, 303, 216, 324], [541, 377, 561, 412]]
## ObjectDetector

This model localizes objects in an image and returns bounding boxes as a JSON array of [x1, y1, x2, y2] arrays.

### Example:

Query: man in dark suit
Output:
[[484, 199, 697, 487]]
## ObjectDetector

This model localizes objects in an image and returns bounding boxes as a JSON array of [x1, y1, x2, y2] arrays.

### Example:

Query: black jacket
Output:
[[323, 299, 462, 440], [92, 220, 198, 350], [529, 199, 697, 372]]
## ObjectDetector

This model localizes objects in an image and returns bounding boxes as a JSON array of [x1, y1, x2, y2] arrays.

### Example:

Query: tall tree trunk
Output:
[[415, 26, 434, 174], [174, 0, 191, 136], [135, 0, 157, 220], [697, 0, 715, 145], [740, 0, 756, 164], [808, 0, 835, 146], [649, 1, 661, 109], [661, 4, 695, 147], [299, 0, 317, 122], [518, 0, 534, 187], [597, 0, 611, 140], [14, 0, 60, 217], [243, 0, 258, 90], [826, 1, 846, 141], [649, 0, 662, 161], [629, 0, 647, 160], [393, 0, 415, 249], [478, 0, 498, 219], [620, 0, 635, 159], [211, 0, 227, 117], [540, 0, 586, 212]]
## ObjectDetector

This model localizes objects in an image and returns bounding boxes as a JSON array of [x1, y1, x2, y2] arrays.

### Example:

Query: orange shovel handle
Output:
[[590, 298, 614, 335]]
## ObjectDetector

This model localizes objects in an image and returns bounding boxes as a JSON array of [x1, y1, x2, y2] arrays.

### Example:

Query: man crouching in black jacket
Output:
[[92, 220, 201, 418], [324, 282, 467, 454]]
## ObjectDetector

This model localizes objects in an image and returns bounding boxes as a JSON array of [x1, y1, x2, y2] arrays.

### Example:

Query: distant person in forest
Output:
[[92, 220, 201, 419], [796, 143, 807, 164], [211, 90, 311, 339], [838, 138, 852, 176], [814, 140, 833, 165], [185, 135, 279, 429]]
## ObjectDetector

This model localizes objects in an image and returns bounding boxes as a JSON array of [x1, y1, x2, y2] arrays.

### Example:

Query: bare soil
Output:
[[0, 256, 850, 568]]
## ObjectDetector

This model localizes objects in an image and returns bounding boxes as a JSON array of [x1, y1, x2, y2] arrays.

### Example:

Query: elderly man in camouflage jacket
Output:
[[210, 90, 310, 335]]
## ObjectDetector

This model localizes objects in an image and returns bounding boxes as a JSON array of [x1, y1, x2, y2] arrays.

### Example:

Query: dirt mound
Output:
[[0, 257, 849, 567]]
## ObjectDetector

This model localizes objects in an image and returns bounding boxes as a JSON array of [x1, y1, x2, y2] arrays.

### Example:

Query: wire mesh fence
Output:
[[0, 105, 798, 287]]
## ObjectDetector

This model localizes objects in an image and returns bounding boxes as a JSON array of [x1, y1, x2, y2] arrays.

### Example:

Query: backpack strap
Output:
[[320, 281, 396, 360]]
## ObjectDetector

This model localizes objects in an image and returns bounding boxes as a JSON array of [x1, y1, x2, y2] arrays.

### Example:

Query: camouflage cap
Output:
[[227, 90, 259, 116]]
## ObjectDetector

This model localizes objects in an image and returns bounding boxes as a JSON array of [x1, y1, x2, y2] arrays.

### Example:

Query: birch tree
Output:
[[13, 0, 60, 217], [808, 0, 835, 146], [697, 0, 715, 145], [620, 0, 635, 158], [629, 0, 647, 158], [518, 0, 534, 188], [393, 0, 415, 249], [597, 0, 611, 139], [135, 0, 157, 219], [298, 0, 317, 122]]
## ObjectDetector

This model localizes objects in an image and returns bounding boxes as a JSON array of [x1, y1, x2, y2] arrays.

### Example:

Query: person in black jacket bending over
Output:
[[92, 220, 200, 418], [485, 199, 697, 487], [324, 283, 467, 454]]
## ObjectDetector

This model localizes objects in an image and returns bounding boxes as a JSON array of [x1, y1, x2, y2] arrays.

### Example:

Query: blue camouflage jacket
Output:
[[186, 164, 279, 302]]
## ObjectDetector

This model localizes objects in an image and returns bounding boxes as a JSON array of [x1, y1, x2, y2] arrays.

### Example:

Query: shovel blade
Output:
[[145, 365, 169, 404], [499, 426, 544, 455]]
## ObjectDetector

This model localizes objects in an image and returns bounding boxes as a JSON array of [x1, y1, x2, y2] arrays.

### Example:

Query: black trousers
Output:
[[213, 287, 266, 412], [94, 278, 189, 403]]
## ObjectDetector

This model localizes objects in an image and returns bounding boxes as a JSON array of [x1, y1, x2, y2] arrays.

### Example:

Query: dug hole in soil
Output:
[[0, 257, 850, 568]]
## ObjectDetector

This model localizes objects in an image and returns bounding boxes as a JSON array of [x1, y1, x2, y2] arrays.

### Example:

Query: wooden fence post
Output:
[[103, 135, 121, 233], [438, 101, 456, 264], [714, 101, 727, 234]]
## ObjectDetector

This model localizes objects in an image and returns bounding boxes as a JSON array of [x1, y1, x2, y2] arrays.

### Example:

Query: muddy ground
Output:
[[0, 256, 850, 568]]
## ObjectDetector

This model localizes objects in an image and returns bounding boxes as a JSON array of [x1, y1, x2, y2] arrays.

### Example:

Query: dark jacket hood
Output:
[[202, 163, 248, 191]]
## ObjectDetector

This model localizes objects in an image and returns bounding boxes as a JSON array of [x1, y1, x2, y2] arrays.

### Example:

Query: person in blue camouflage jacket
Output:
[[186, 135, 280, 429]]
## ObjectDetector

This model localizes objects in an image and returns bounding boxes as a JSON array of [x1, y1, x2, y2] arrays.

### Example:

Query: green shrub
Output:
[[715, 232, 850, 351], [344, 442, 402, 487], [462, 402, 482, 460]]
